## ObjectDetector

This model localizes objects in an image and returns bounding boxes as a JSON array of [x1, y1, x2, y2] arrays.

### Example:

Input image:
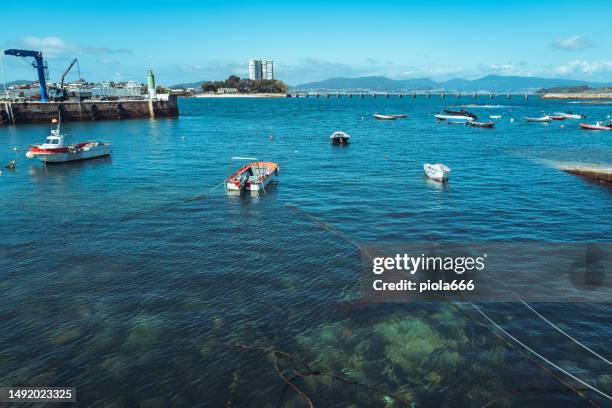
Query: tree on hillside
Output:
[[200, 76, 288, 94]]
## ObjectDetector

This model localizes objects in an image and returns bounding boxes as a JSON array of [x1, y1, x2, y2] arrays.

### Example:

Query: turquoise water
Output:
[[0, 97, 611, 407]]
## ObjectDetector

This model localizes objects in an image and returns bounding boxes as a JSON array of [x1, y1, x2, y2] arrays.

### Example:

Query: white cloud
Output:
[[552, 36, 593, 51], [97, 58, 118, 65], [18, 36, 131, 58], [554, 60, 612, 76]]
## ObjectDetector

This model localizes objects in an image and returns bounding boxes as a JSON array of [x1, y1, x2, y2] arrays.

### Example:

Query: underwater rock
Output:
[[49, 327, 82, 345], [121, 315, 167, 352]]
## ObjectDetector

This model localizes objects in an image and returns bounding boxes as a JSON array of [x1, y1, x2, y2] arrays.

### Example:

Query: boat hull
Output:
[[226, 174, 275, 192], [424, 164, 450, 181], [580, 123, 612, 131], [435, 114, 473, 122], [331, 137, 350, 144], [468, 121, 495, 128], [525, 117, 552, 122], [374, 114, 403, 120]]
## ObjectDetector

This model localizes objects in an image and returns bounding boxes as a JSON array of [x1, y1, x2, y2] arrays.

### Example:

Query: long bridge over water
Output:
[[287, 91, 532, 99]]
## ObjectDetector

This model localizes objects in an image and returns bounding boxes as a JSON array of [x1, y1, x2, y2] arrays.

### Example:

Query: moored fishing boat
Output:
[[225, 161, 279, 192], [554, 112, 585, 119], [423, 163, 451, 181], [373, 114, 397, 120], [549, 114, 566, 121], [25, 118, 111, 163], [330, 131, 351, 144], [524, 116, 552, 122], [579, 121, 612, 131], [467, 121, 495, 128], [444, 109, 478, 119], [435, 114, 474, 122]]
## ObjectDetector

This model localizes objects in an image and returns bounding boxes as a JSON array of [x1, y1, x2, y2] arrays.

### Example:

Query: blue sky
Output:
[[1, 0, 611, 86]]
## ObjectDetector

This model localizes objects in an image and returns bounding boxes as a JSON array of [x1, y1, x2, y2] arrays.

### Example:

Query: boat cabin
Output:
[[41, 130, 65, 148]]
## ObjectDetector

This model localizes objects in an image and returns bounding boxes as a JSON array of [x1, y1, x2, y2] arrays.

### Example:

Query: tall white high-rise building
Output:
[[248, 59, 274, 80]]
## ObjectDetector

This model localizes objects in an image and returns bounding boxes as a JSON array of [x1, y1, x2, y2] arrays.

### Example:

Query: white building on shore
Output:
[[249, 59, 274, 80]]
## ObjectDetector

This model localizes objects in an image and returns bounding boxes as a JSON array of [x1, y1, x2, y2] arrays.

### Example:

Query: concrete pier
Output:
[[0, 96, 179, 126]]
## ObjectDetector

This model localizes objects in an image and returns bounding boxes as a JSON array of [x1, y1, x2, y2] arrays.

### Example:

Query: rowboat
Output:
[[225, 161, 279, 192], [373, 114, 397, 120], [435, 114, 474, 122], [489, 115, 502, 119], [554, 112, 585, 119], [467, 121, 495, 128], [424, 163, 451, 181], [524, 116, 552, 122], [579, 122, 612, 131], [25, 118, 111, 163], [330, 131, 351, 144]]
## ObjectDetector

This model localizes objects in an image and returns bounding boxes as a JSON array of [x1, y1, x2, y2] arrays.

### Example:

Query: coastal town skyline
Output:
[[2, 0, 611, 85]]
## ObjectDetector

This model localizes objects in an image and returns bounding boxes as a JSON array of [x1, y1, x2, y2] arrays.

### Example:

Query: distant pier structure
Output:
[[286, 90, 530, 99]]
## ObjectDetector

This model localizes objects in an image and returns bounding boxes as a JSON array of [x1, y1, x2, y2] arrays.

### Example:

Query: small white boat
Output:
[[423, 163, 451, 181], [490, 115, 502, 119], [554, 112, 585, 119], [225, 161, 279, 192], [25, 118, 111, 163], [373, 114, 397, 120], [330, 131, 351, 144], [435, 114, 474, 122], [524, 116, 552, 122]]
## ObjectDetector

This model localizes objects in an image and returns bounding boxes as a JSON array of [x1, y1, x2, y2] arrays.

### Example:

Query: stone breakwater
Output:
[[541, 92, 612, 100], [0, 96, 179, 125], [561, 166, 612, 186]]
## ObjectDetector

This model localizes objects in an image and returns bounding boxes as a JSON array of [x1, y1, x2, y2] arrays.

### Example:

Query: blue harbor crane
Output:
[[3, 49, 49, 102]]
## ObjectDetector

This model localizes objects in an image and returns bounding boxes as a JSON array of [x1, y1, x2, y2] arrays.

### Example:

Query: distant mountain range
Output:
[[169, 80, 208, 89], [2, 79, 33, 87], [292, 75, 612, 93]]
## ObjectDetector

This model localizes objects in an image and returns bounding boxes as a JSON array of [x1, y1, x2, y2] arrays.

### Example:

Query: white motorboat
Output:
[[424, 163, 451, 181], [554, 112, 585, 119], [225, 161, 279, 192], [25, 118, 111, 163], [373, 114, 397, 120], [330, 131, 351, 144], [435, 114, 474, 122], [524, 116, 552, 122]]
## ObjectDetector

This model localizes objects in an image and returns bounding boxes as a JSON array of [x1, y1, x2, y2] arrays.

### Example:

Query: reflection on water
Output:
[[27, 156, 113, 182], [424, 176, 449, 190]]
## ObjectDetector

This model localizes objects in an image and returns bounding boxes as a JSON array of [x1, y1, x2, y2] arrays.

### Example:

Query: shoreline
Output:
[[193, 93, 286, 98]]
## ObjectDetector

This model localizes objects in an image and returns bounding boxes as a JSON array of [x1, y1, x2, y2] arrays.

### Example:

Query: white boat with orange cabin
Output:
[[225, 161, 279, 192]]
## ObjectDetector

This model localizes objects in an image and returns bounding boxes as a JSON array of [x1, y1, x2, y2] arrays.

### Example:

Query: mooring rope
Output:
[[470, 301, 612, 402], [185, 180, 226, 202], [515, 295, 612, 367]]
